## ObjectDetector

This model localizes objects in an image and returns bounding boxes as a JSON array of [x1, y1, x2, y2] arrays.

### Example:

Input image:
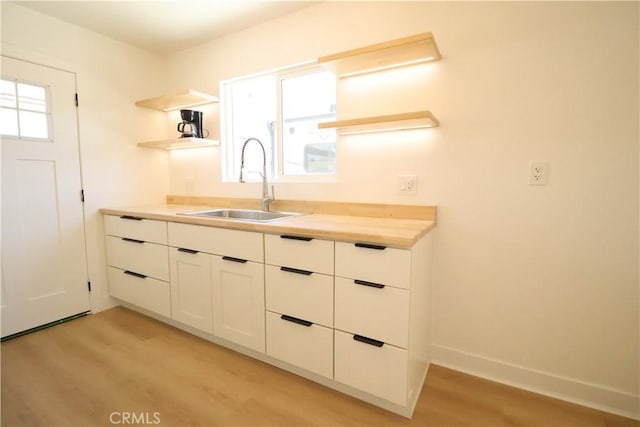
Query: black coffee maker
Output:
[[177, 109, 208, 138]]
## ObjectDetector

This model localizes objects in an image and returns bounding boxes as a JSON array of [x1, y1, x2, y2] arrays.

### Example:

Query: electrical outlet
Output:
[[528, 162, 548, 185], [399, 175, 417, 195]]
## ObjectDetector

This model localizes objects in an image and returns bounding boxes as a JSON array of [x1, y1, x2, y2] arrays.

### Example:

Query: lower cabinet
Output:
[[266, 311, 333, 378], [104, 214, 433, 418], [334, 329, 408, 406], [211, 255, 265, 353], [169, 248, 213, 334]]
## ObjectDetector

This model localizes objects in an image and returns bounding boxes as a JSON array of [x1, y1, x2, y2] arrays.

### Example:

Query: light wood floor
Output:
[[2, 306, 637, 427]]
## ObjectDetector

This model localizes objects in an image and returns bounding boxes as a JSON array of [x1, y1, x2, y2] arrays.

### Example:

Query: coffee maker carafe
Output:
[[177, 109, 208, 138]]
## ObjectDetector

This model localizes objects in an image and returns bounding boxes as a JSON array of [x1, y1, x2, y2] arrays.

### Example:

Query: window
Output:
[[1, 79, 52, 141], [221, 64, 336, 181]]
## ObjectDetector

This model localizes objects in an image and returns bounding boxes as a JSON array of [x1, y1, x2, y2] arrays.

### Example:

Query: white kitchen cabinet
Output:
[[104, 215, 171, 317], [264, 232, 335, 376], [334, 329, 408, 406], [265, 265, 333, 328], [335, 241, 411, 290], [169, 247, 213, 334], [334, 276, 410, 348], [264, 233, 334, 275], [107, 267, 171, 318], [266, 311, 333, 379], [105, 236, 169, 281], [211, 255, 265, 353], [333, 234, 433, 411], [104, 214, 167, 244], [103, 211, 434, 418], [169, 222, 263, 263]]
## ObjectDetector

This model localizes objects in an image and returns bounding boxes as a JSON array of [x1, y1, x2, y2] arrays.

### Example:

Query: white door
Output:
[[1, 56, 90, 338], [170, 248, 213, 334], [212, 255, 265, 353]]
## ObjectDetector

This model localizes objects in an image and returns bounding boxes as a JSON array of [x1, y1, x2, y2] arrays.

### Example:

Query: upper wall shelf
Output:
[[135, 89, 218, 111], [317, 32, 441, 78], [318, 111, 439, 135], [137, 137, 220, 150]]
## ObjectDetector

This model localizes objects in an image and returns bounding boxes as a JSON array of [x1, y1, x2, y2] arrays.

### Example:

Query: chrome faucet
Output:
[[239, 137, 273, 212]]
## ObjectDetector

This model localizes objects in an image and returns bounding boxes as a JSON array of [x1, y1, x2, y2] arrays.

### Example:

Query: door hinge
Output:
[[87, 281, 92, 292], [80, 189, 85, 202], [75, 93, 79, 107]]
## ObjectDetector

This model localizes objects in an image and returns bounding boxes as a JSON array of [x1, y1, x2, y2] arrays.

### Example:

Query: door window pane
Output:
[[0, 107, 18, 136], [1, 80, 17, 108], [19, 111, 49, 139], [281, 71, 336, 175], [17, 83, 47, 112]]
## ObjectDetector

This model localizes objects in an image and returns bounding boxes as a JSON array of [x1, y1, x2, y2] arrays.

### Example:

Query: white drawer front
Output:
[[266, 311, 333, 379], [106, 236, 169, 281], [265, 234, 334, 275], [335, 242, 411, 290], [168, 222, 263, 262], [335, 277, 409, 348], [108, 266, 171, 318], [334, 330, 408, 406], [104, 215, 167, 244], [265, 265, 333, 328]]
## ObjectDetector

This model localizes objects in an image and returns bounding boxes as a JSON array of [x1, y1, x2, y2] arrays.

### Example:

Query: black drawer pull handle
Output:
[[178, 248, 199, 254], [123, 270, 147, 279], [280, 266, 313, 276], [120, 215, 143, 221], [355, 242, 386, 250], [353, 334, 384, 348], [222, 256, 247, 264], [354, 279, 385, 289], [280, 235, 313, 242], [280, 314, 313, 327], [122, 237, 144, 244]]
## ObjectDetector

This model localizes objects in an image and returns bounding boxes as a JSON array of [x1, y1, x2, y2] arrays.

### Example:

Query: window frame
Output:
[[0, 77, 53, 142], [220, 61, 337, 184]]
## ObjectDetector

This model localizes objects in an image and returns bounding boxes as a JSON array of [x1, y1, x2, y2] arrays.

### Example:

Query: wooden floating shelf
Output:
[[318, 111, 439, 135], [317, 32, 441, 78], [135, 89, 218, 111], [137, 137, 220, 150]]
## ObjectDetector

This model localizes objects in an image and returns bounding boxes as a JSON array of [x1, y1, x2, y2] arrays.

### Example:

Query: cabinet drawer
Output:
[[335, 277, 409, 348], [334, 330, 408, 406], [265, 265, 333, 328], [265, 234, 333, 275], [266, 311, 333, 379], [335, 242, 411, 290], [169, 222, 263, 262], [108, 266, 171, 318], [105, 236, 169, 281], [104, 215, 167, 244]]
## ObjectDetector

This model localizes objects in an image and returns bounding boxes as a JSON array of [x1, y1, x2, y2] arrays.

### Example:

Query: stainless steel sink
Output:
[[179, 209, 303, 222]]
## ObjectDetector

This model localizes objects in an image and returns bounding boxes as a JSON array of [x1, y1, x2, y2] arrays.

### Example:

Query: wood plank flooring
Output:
[[1, 306, 637, 426]]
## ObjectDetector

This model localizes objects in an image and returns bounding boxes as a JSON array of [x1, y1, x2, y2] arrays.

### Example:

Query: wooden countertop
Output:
[[100, 204, 436, 248]]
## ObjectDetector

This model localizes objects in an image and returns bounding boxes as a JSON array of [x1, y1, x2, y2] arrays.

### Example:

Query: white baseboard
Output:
[[431, 344, 640, 421]]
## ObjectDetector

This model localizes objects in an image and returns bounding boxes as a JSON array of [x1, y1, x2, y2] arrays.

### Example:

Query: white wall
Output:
[[164, 1, 639, 418], [1, 3, 170, 312]]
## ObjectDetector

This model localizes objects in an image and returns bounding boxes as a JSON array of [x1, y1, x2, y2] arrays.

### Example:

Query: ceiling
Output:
[[14, 1, 320, 55]]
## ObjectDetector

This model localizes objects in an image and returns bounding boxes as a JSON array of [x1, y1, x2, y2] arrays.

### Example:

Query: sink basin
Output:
[[179, 209, 303, 222]]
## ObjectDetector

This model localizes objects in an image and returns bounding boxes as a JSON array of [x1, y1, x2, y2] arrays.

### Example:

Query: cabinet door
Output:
[[169, 248, 213, 334], [211, 255, 265, 353]]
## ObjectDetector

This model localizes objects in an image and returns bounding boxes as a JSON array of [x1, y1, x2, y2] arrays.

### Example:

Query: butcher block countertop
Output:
[[100, 196, 437, 248]]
